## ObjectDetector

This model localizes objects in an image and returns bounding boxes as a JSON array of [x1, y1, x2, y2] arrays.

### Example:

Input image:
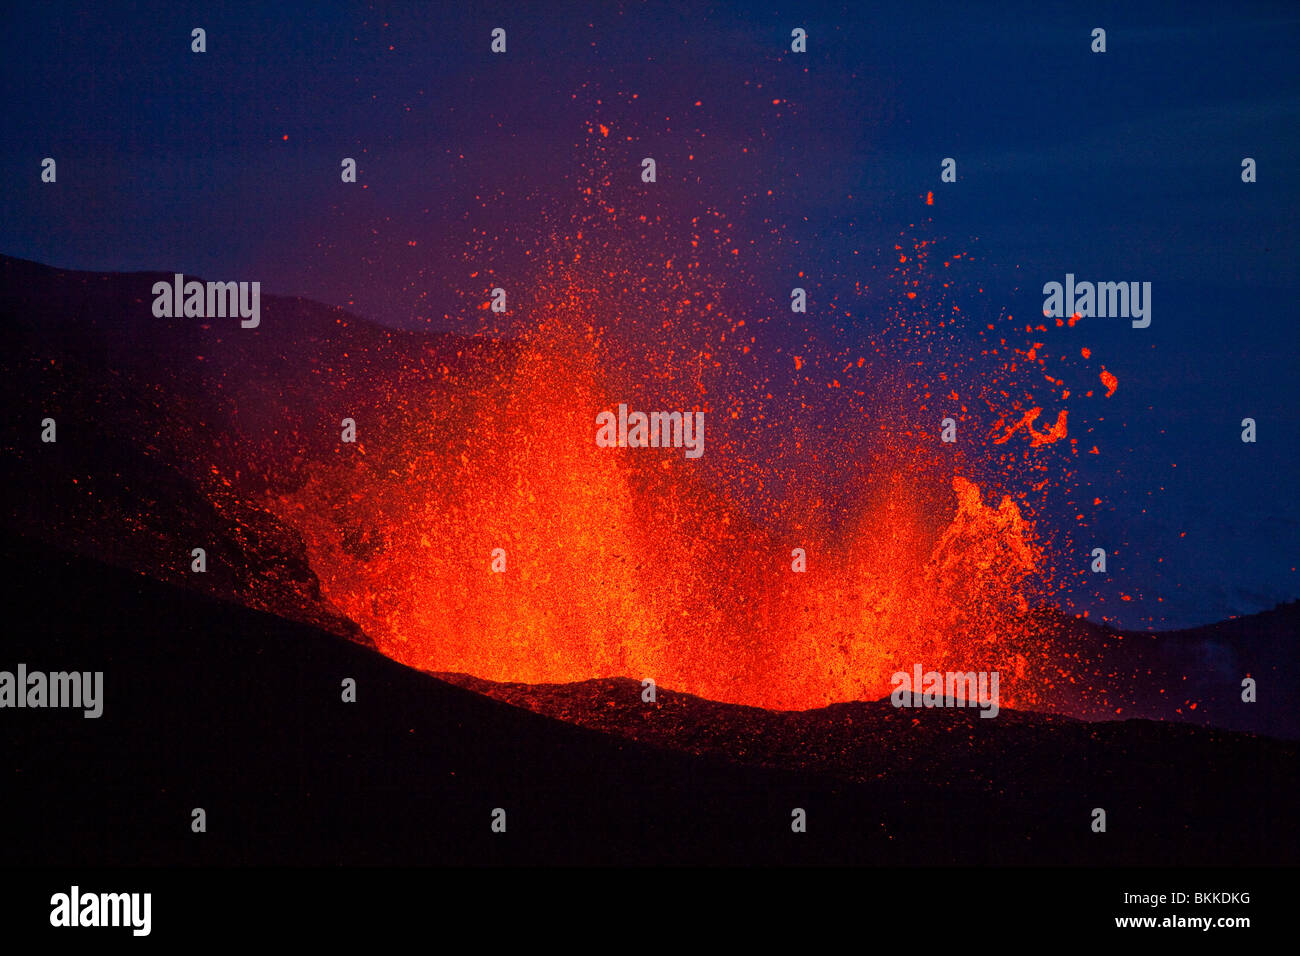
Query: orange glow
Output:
[[259, 139, 1105, 714], [271, 306, 1052, 710], [990, 407, 1069, 447]]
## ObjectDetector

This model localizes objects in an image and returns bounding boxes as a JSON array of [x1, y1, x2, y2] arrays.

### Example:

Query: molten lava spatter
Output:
[[264, 120, 1123, 712], [276, 360, 1044, 710]]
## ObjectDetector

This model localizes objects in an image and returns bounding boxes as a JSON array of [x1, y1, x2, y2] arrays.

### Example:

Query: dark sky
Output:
[[2, 0, 1297, 628]]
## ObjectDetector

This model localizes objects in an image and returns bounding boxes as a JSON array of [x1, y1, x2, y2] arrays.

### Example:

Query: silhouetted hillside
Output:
[[2, 530, 1296, 866]]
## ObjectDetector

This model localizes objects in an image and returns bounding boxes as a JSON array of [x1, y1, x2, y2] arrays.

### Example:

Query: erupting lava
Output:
[[272, 307, 1052, 711], [261, 128, 1119, 712]]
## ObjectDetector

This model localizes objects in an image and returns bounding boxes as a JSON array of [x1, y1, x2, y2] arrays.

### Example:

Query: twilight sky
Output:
[[2, 0, 1297, 628]]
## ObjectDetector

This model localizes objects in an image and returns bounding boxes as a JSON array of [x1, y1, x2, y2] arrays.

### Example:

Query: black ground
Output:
[[2, 529, 1294, 867]]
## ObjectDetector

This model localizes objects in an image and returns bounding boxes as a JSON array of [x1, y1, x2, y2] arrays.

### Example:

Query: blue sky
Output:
[[1, 0, 1296, 627]]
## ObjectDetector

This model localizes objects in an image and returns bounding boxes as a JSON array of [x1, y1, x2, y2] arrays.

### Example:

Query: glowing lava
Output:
[[273, 326, 1049, 711], [266, 125, 1122, 712]]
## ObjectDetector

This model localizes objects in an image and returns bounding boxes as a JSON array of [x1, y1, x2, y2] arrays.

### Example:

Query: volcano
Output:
[[2, 253, 1297, 866], [2, 253, 1295, 738]]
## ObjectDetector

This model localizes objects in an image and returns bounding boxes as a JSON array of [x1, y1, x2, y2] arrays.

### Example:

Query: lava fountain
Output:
[[271, 283, 1058, 711], [268, 125, 1112, 711]]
